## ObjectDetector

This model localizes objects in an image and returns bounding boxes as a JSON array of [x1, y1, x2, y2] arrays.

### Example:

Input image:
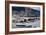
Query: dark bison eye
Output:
[[28, 19, 31, 21], [24, 19, 26, 22]]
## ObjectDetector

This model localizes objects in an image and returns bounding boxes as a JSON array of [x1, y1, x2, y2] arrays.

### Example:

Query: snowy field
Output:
[[12, 16, 40, 28]]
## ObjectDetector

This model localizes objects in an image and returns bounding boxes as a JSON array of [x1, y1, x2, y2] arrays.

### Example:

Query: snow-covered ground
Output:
[[16, 20, 40, 27], [12, 15, 40, 28], [12, 17, 40, 28]]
